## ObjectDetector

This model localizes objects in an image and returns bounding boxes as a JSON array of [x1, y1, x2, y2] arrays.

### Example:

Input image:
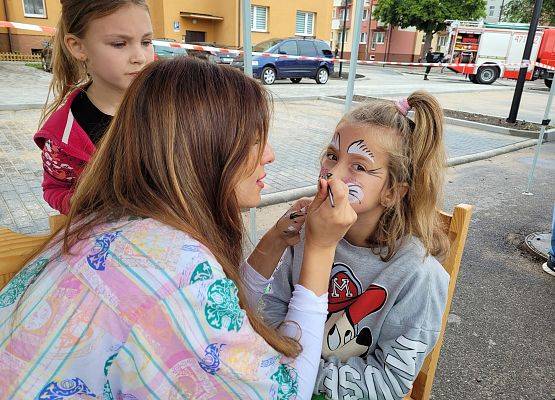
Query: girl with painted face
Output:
[[249, 91, 450, 400], [0, 58, 357, 398], [34, 1, 155, 214]]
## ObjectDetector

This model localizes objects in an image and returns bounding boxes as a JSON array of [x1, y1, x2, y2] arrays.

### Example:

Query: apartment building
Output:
[[331, 0, 423, 62], [0, 0, 333, 53]]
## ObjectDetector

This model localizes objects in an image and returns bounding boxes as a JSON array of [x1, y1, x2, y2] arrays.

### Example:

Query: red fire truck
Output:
[[446, 21, 555, 87]]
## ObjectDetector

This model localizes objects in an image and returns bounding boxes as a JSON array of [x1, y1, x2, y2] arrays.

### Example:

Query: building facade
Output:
[[151, 0, 333, 47], [0, 0, 60, 53], [331, 0, 422, 62], [0, 0, 333, 53], [485, 0, 505, 23]]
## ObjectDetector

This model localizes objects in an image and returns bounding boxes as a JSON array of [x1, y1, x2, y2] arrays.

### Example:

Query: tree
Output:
[[373, 0, 486, 58], [502, 0, 555, 25]]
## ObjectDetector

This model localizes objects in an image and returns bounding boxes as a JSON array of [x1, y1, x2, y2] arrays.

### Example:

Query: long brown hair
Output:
[[58, 57, 300, 357], [343, 91, 449, 261], [40, 0, 149, 125]]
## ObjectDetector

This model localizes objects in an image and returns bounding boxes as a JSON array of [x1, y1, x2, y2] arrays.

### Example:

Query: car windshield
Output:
[[252, 39, 283, 53]]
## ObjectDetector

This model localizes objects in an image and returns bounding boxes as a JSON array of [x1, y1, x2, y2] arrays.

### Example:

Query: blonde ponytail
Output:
[[405, 91, 449, 259]]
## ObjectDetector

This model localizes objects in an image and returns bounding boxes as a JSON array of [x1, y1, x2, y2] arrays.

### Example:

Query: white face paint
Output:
[[347, 140, 375, 163], [331, 132, 340, 150], [347, 183, 364, 204]]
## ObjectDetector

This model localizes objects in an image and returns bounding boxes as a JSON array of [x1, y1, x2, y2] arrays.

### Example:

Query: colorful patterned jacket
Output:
[[0, 218, 299, 399]]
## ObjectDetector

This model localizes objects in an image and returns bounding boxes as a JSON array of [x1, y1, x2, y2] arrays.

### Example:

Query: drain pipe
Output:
[[2, 0, 13, 52]]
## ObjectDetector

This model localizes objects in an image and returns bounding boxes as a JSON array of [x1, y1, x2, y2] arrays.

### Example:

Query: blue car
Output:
[[232, 38, 334, 85]]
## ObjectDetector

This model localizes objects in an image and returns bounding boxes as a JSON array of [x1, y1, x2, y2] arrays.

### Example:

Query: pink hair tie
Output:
[[395, 98, 411, 116]]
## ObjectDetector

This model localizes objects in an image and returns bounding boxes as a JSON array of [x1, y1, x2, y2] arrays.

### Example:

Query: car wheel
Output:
[[290, 78, 302, 84], [476, 66, 499, 85], [468, 74, 478, 84], [316, 67, 329, 84], [261, 66, 276, 85], [545, 78, 552, 88]]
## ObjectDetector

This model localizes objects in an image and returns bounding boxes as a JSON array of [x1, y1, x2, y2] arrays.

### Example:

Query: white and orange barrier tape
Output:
[[2, 20, 554, 71]]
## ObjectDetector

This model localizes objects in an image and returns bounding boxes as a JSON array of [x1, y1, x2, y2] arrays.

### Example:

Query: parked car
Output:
[[231, 38, 334, 85], [186, 42, 240, 64], [153, 39, 188, 60]]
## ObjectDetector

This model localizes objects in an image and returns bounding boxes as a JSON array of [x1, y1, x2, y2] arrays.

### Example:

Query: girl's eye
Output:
[[111, 42, 125, 48], [326, 153, 338, 161], [142, 40, 153, 47], [353, 164, 366, 172]]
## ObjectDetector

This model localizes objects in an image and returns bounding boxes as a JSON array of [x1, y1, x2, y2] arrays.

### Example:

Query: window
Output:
[[339, 9, 350, 21], [360, 32, 368, 44], [296, 11, 315, 36], [363, 9, 369, 20], [338, 31, 344, 44], [22, 0, 46, 18], [315, 40, 333, 57], [297, 40, 317, 57], [251, 5, 268, 32], [279, 41, 298, 55], [489, 5, 495, 16], [371, 31, 384, 49], [437, 35, 448, 47]]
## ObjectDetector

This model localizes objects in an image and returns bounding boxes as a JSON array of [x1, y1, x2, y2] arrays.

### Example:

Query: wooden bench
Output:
[[0, 215, 66, 290]]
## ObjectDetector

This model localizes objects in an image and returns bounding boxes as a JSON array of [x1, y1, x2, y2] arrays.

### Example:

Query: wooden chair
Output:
[[0, 215, 67, 291], [405, 203, 473, 400]]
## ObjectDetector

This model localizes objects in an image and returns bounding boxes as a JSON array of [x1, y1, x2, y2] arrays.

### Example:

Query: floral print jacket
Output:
[[0, 218, 298, 399]]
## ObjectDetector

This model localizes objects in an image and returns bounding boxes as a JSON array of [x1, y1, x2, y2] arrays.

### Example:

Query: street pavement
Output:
[[0, 61, 550, 235]]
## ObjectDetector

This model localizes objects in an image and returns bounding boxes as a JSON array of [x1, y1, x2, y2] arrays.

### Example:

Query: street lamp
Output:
[[339, 0, 350, 78]]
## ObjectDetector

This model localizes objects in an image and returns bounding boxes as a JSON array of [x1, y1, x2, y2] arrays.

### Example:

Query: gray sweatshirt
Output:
[[260, 235, 449, 400]]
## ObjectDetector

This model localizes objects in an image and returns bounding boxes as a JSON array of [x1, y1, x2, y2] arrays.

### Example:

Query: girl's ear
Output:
[[380, 183, 408, 208], [64, 34, 87, 62]]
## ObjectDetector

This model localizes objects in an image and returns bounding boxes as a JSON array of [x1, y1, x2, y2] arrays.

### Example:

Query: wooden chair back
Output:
[[408, 203, 473, 400], [0, 215, 67, 291]]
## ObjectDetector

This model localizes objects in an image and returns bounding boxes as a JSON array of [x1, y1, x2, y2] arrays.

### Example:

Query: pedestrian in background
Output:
[[424, 47, 434, 80], [543, 204, 555, 276], [334, 46, 339, 59], [34, 0, 155, 214]]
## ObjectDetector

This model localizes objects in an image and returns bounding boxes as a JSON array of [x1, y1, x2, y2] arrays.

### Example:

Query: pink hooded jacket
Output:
[[34, 89, 96, 214]]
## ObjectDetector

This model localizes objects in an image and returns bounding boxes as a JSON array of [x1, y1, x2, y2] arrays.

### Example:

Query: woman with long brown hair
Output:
[[0, 58, 355, 398]]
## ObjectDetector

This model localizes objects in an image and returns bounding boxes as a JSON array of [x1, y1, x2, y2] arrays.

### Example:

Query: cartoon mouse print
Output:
[[323, 263, 387, 362]]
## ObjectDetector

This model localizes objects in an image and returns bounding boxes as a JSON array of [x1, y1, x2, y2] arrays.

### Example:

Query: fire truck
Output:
[[445, 21, 555, 87]]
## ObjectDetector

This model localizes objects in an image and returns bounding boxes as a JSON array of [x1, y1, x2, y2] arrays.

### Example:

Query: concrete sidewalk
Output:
[[264, 99, 538, 195]]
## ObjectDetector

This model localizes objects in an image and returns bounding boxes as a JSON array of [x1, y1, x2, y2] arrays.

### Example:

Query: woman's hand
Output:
[[299, 178, 357, 295], [273, 197, 312, 247], [247, 198, 312, 279]]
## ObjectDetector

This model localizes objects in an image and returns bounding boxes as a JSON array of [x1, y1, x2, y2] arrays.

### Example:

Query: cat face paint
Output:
[[347, 139, 375, 164], [330, 132, 340, 150], [344, 178, 364, 204]]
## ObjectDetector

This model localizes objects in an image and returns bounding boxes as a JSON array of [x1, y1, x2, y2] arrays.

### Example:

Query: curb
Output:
[[0, 103, 44, 111], [260, 138, 539, 207], [445, 116, 555, 140]]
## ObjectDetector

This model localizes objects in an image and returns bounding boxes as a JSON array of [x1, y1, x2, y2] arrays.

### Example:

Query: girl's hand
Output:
[[305, 178, 357, 249], [272, 198, 312, 247]]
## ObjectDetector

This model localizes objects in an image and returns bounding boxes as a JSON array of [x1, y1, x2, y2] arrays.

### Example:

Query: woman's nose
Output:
[[261, 143, 275, 165]]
